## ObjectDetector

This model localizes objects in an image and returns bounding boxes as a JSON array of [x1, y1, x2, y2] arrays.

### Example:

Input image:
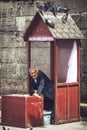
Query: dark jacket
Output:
[[29, 70, 54, 100]]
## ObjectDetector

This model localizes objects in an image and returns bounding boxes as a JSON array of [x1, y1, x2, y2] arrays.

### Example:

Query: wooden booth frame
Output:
[[23, 11, 84, 124]]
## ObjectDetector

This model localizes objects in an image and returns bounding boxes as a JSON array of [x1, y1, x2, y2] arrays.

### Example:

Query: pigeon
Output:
[[2, 127, 6, 130], [2, 126, 10, 130], [44, 1, 53, 11], [43, 3, 48, 11], [56, 5, 69, 13], [49, 5, 57, 16], [30, 0, 34, 5], [56, 5, 64, 13], [63, 6, 70, 13], [45, 18, 55, 28], [36, 1, 70, 22], [36, 2, 44, 11], [61, 12, 68, 23], [30, 127, 33, 130], [36, 1, 53, 12]]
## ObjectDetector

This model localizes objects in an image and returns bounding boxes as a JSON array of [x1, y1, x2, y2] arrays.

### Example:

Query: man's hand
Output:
[[33, 93, 40, 97], [34, 90, 38, 93], [33, 90, 39, 97]]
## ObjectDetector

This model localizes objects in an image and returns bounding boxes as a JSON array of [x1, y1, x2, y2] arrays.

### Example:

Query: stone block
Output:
[[80, 103, 87, 120], [1, 63, 17, 78], [16, 16, 33, 31], [0, 78, 27, 94], [1, 47, 27, 64]]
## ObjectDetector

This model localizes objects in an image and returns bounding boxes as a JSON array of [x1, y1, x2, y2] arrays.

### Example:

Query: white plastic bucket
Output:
[[43, 110, 52, 125]]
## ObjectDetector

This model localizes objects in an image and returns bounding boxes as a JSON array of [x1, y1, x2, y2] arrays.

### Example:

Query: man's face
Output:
[[29, 68, 38, 79]]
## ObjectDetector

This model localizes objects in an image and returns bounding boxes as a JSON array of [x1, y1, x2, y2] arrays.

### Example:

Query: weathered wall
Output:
[[0, 0, 87, 103], [0, 1, 34, 94], [0, 1, 51, 95]]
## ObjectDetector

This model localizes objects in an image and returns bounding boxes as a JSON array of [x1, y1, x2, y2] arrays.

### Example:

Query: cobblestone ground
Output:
[[0, 121, 87, 130]]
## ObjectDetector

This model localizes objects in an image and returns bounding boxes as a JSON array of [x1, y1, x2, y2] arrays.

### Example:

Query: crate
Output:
[[1, 94, 43, 128]]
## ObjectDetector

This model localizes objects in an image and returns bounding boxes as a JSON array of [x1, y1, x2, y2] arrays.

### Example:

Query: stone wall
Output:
[[0, 1, 34, 95], [0, 0, 87, 103], [0, 1, 51, 95]]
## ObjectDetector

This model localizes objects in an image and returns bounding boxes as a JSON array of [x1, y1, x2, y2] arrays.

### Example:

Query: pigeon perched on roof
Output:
[[45, 18, 55, 28], [56, 5, 64, 13], [63, 6, 70, 13], [61, 12, 68, 23], [43, 1, 53, 11], [36, 2, 44, 11], [49, 5, 57, 16], [30, 0, 34, 5], [56, 5, 69, 13], [36, 1, 53, 12], [36, 1, 70, 23]]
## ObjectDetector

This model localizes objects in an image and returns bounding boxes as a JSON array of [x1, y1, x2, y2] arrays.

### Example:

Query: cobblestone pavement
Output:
[[0, 121, 87, 130]]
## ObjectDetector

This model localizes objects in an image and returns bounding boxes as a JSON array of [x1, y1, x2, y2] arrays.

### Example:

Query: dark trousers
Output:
[[44, 97, 54, 121], [44, 97, 54, 110]]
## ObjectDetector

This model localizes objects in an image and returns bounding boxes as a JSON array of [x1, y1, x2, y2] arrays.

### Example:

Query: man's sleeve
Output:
[[29, 78, 35, 95], [37, 79, 44, 95], [29, 86, 35, 95]]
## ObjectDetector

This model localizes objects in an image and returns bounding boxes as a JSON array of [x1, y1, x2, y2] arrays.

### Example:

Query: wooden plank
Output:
[[68, 85, 80, 120], [56, 86, 67, 123]]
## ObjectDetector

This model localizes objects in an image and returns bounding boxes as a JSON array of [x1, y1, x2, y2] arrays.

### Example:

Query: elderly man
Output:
[[29, 67, 54, 111]]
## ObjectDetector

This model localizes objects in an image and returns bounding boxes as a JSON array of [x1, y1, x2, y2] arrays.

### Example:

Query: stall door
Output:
[[54, 40, 80, 124]]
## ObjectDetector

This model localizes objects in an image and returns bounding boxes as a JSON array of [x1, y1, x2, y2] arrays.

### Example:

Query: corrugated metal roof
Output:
[[39, 11, 84, 39]]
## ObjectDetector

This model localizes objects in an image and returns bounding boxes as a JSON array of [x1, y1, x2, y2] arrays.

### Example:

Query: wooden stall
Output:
[[24, 11, 84, 124]]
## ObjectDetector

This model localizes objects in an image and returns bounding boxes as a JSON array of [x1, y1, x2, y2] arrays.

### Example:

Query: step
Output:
[[80, 103, 87, 121]]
